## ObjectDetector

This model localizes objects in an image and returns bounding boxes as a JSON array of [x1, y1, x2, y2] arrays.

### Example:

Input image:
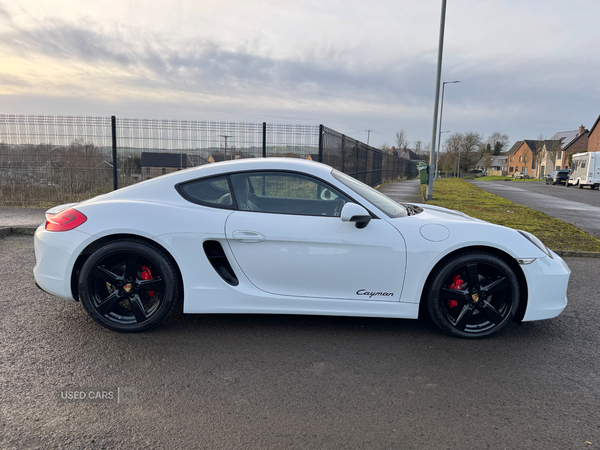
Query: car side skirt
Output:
[[182, 287, 420, 319]]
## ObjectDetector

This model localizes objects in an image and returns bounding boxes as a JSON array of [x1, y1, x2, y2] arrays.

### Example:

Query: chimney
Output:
[[579, 124, 586, 135]]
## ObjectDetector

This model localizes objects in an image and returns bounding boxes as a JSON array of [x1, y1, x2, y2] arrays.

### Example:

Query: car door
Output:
[[224, 171, 406, 301]]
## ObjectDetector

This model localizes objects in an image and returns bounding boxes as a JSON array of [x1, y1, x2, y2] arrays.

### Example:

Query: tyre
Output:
[[425, 251, 520, 339], [78, 239, 181, 332]]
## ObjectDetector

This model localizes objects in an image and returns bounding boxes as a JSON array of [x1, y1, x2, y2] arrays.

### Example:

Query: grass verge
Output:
[[421, 178, 600, 253]]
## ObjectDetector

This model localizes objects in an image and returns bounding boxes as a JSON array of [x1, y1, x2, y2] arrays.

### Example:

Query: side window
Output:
[[177, 176, 234, 208], [230, 172, 351, 217]]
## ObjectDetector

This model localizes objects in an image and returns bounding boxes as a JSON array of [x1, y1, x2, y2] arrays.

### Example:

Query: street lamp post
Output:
[[435, 81, 460, 179], [427, 0, 448, 200]]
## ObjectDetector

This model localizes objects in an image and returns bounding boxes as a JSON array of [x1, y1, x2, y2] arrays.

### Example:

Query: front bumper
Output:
[[521, 251, 570, 321]]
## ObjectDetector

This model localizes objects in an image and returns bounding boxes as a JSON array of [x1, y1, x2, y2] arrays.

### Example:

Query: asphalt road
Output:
[[471, 180, 600, 237], [2, 234, 599, 449]]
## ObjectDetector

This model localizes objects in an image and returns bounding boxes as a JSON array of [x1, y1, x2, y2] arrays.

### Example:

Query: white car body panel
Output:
[[33, 158, 570, 330], [224, 211, 406, 301]]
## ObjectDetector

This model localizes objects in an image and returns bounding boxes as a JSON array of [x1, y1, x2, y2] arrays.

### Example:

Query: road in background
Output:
[[0, 207, 46, 228], [1, 235, 598, 449], [472, 180, 600, 237]]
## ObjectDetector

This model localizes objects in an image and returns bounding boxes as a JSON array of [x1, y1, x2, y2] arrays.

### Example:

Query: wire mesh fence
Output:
[[0, 115, 417, 207]]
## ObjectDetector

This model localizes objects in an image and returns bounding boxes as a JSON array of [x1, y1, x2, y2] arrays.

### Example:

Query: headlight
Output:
[[518, 230, 553, 259]]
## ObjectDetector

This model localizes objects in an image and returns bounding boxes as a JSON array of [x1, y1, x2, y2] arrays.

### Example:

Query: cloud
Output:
[[1, 0, 599, 147]]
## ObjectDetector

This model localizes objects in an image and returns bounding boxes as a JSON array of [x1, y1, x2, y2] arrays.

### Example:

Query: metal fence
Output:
[[0, 115, 417, 207]]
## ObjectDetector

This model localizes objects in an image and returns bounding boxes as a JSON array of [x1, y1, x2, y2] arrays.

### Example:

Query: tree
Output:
[[483, 152, 493, 180], [395, 130, 409, 150], [545, 140, 563, 172], [380, 143, 391, 153], [487, 132, 510, 155], [443, 132, 483, 177], [533, 135, 547, 179]]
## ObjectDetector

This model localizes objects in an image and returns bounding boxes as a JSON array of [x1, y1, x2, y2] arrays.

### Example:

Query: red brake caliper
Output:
[[140, 265, 155, 297], [446, 274, 463, 308]]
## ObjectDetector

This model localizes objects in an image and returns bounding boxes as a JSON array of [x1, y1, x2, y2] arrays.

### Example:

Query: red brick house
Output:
[[561, 125, 589, 169], [588, 115, 600, 153], [507, 140, 539, 176]]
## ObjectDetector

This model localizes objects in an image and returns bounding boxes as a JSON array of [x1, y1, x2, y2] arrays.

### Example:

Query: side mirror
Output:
[[340, 203, 372, 229]]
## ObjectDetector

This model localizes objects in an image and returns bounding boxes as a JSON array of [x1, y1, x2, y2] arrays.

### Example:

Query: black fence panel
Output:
[[0, 115, 418, 207]]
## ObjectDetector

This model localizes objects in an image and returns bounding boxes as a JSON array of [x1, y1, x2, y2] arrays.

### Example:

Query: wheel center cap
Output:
[[123, 283, 133, 293], [471, 293, 479, 303]]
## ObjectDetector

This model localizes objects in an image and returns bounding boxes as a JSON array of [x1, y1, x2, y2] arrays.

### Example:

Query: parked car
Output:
[[545, 169, 569, 185], [513, 171, 530, 179], [34, 158, 570, 339]]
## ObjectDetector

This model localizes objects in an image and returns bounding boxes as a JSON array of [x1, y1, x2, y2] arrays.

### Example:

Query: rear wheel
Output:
[[426, 251, 520, 339], [79, 240, 181, 332]]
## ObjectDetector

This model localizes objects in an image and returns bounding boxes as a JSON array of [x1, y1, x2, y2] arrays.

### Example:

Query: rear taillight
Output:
[[45, 208, 87, 232]]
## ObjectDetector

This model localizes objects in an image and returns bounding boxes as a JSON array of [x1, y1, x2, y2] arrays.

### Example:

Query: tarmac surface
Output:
[[2, 180, 600, 448], [471, 180, 600, 238], [0, 206, 46, 228], [377, 178, 422, 204]]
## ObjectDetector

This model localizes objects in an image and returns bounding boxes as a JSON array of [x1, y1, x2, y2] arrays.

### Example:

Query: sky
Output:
[[0, 0, 599, 149]]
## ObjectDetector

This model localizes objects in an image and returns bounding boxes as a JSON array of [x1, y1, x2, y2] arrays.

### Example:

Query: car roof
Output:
[[81, 157, 336, 204]]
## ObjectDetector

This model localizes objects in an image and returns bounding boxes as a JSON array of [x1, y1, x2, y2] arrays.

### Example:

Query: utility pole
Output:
[[219, 135, 233, 160], [365, 129, 373, 146], [427, 0, 448, 200]]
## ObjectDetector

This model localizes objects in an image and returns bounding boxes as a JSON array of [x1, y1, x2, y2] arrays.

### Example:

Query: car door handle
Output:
[[232, 230, 266, 243]]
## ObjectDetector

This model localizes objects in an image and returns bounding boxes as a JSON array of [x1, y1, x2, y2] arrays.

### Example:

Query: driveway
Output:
[[2, 235, 600, 449], [471, 180, 600, 237]]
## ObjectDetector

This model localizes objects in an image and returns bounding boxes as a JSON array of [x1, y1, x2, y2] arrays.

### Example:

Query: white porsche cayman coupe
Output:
[[34, 158, 570, 338]]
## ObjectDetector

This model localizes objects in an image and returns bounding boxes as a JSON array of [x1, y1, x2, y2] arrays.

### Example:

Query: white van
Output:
[[567, 152, 600, 189]]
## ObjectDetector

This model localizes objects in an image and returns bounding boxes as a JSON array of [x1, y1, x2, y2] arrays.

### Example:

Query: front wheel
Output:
[[425, 251, 520, 339], [78, 240, 181, 332]]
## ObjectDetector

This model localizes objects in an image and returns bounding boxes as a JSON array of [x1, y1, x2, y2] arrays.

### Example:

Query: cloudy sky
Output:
[[1, 0, 598, 149]]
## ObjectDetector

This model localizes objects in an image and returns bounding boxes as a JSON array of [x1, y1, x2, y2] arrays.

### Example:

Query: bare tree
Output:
[[395, 130, 409, 150], [545, 140, 563, 171], [380, 143, 392, 153], [414, 140, 423, 154], [460, 132, 484, 176], [483, 152, 493, 180], [533, 135, 548, 179]]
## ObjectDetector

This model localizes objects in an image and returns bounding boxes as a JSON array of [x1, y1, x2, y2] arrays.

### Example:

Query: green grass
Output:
[[422, 178, 600, 253]]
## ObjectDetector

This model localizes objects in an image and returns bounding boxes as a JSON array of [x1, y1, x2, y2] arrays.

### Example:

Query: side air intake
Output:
[[202, 240, 239, 286]]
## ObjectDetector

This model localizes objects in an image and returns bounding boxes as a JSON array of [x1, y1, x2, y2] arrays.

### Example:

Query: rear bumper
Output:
[[33, 225, 91, 301]]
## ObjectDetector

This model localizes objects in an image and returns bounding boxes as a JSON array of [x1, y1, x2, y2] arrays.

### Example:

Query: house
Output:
[[550, 125, 589, 170], [507, 140, 566, 178], [394, 146, 424, 162], [140, 152, 208, 180], [473, 153, 508, 176], [506, 141, 524, 176], [208, 153, 244, 163], [588, 115, 600, 153]]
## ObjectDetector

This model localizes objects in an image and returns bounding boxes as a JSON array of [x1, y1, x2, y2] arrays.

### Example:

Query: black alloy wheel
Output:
[[79, 240, 180, 332], [426, 251, 520, 339]]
